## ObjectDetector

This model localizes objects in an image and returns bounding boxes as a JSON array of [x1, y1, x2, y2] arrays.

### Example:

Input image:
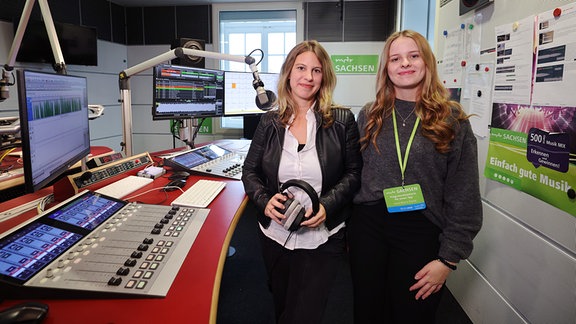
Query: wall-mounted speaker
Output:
[[459, 0, 493, 16], [170, 38, 205, 68]]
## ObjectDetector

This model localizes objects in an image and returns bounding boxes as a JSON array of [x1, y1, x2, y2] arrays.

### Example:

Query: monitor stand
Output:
[[243, 115, 262, 140]]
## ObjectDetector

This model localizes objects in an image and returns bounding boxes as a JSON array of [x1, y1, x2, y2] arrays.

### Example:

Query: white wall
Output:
[[434, 1, 576, 323]]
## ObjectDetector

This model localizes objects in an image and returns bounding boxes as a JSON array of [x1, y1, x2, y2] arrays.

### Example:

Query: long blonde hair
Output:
[[360, 30, 468, 153], [275, 40, 337, 127]]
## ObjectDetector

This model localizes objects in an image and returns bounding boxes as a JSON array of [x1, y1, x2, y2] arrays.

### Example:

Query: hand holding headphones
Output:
[[273, 179, 321, 232]]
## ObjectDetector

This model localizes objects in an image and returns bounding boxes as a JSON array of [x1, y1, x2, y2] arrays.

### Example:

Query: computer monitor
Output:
[[16, 69, 91, 193], [152, 63, 225, 120], [223, 71, 279, 116]]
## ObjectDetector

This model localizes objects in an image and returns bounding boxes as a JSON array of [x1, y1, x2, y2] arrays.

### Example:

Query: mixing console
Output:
[[163, 143, 243, 180], [0, 190, 210, 299]]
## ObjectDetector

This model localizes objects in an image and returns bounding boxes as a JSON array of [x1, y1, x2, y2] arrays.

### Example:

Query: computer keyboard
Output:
[[95, 175, 154, 199], [171, 179, 226, 208]]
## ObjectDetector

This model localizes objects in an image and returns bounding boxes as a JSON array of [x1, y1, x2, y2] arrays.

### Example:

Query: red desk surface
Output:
[[0, 165, 248, 323]]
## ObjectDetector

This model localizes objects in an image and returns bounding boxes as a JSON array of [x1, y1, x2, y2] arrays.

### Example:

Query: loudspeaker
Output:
[[276, 179, 320, 232], [459, 0, 493, 16], [171, 38, 205, 68]]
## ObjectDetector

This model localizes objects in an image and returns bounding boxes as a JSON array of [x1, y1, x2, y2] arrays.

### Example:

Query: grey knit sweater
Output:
[[353, 99, 483, 262]]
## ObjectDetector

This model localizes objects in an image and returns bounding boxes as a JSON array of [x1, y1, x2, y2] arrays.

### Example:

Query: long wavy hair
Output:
[[360, 30, 468, 153], [275, 40, 338, 128]]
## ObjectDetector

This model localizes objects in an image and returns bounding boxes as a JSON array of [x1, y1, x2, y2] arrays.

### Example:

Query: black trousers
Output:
[[258, 227, 346, 324], [347, 202, 444, 324]]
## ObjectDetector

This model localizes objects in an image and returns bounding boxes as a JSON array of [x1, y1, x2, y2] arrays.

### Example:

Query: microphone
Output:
[[252, 71, 276, 111], [0, 69, 14, 102]]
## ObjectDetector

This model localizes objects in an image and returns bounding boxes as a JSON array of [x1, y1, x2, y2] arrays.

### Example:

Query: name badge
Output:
[[383, 184, 426, 213]]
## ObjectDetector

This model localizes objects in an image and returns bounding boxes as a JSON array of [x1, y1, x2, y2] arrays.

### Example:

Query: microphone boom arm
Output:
[[1, 0, 67, 102], [118, 47, 262, 157]]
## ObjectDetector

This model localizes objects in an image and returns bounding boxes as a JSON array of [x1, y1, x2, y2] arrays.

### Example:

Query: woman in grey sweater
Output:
[[348, 30, 483, 324]]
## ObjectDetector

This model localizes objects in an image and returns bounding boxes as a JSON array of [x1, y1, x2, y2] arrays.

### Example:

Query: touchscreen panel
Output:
[[0, 223, 82, 283], [0, 191, 127, 284], [48, 193, 125, 230], [171, 151, 210, 169]]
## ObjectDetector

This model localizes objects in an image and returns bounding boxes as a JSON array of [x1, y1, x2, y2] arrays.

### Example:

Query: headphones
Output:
[[275, 179, 320, 232]]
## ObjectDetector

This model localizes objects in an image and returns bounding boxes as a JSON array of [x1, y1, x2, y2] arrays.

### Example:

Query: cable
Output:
[[36, 194, 55, 213], [247, 48, 264, 66], [189, 117, 206, 149], [0, 147, 16, 163], [0, 142, 21, 154], [123, 185, 184, 201]]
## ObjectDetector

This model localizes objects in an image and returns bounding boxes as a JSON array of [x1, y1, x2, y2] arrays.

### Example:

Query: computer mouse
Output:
[[0, 301, 48, 324], [169, 171, 190, 180], [165, 179, 186, 191]]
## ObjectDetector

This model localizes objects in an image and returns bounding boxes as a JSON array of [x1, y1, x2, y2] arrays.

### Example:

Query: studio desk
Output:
[[0, 139, 251, 324]]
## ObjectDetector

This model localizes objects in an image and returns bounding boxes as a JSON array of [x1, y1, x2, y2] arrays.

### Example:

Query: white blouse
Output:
[[260, 107, 344, 250]]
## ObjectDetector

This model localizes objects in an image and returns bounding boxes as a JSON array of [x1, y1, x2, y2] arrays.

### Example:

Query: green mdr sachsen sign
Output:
[[331, 55, 379, 74]]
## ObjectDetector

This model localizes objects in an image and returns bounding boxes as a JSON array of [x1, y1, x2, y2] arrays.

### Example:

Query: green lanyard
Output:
[[393, 110, 420, 187]]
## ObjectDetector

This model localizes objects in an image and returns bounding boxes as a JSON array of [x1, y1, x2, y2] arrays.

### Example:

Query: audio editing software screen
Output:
[[223, 71, 279, 116], [152, 64, 225, 120]]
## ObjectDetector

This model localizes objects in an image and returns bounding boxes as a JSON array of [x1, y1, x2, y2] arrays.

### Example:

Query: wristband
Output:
[[437, 257, 457, 270]]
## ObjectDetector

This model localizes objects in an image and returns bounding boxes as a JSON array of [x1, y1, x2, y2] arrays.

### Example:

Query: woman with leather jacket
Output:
[[241, 40, 362, 324]]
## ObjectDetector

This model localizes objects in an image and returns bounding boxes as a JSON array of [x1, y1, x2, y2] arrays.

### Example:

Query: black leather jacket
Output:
[[241, 107, 362, 231]]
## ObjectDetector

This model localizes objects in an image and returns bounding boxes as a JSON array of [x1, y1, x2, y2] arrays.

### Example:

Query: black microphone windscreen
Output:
[[256, 90, 276, 111]]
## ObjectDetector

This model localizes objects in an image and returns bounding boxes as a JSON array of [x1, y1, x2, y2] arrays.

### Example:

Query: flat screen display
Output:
[[165, 144, 232, 170], [0, 191, 127, 284], [223, 71, 279, 116], [16, 20, 98, 66], [16, 69, 91, 193], [152, 64, 225, 120]]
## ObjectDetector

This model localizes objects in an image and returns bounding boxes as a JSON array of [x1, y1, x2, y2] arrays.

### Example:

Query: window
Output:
[[217, 10, 297, 129]]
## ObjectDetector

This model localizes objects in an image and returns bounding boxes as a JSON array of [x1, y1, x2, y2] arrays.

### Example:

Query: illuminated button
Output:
[[150, 263, 159, 270], [160, 248, 169, 254], [136, 281, 147, 289], [164, 231, 172, 236], [140, 262, 150, 269], [157, 240, 165, 246], [151, 247, 160, 253], [172, 232, 180, 237], [155, 255, 165, 261], [125, 280, 137, 288], [146, 254, 155, 261], [133, 270, 143, 278], [165, 241, 174, 247], [143, 271, 153, 279]]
